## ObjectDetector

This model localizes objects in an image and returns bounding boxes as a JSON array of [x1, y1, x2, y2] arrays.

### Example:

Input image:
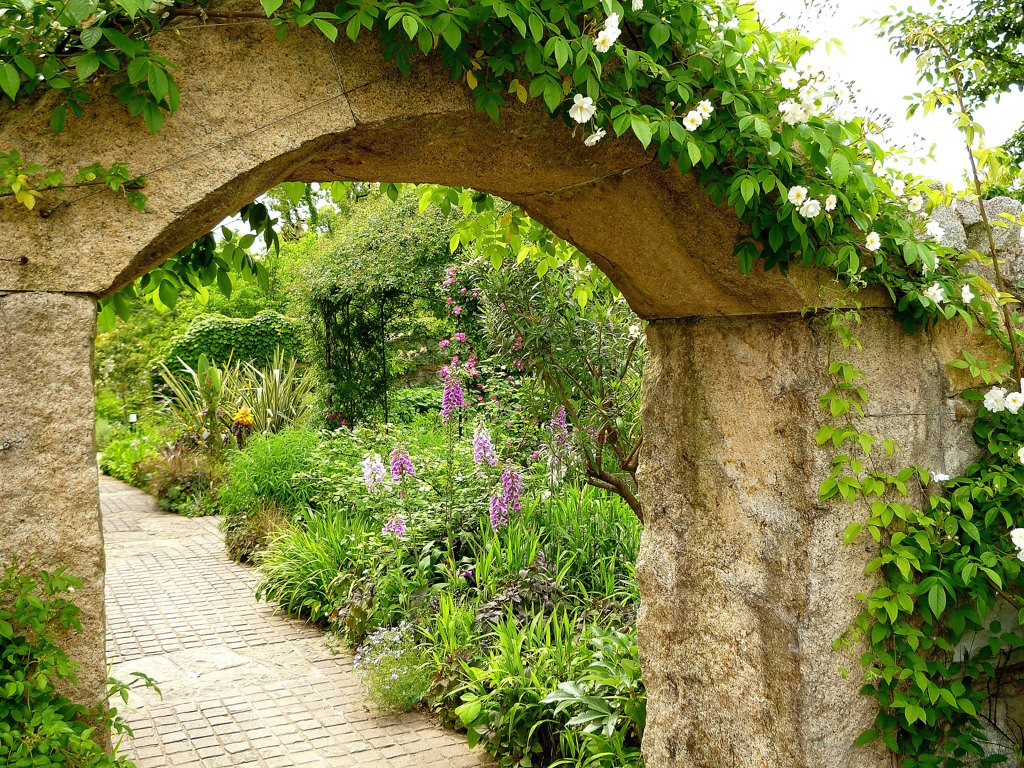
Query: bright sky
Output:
[[756, 0, 1024, 187]]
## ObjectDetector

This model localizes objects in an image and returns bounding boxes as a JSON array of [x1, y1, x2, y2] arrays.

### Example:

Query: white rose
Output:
[[824, 194, 837, 212], [961, 285, 975, 303], [908, 196, 924, 212], [931, 472, 950, 483], [568, 94, 597, 123], [1010, 528, 1024, 550], [1005, 391, 1024, 414], [984, 387, 1008, 413], [865, 232, 881, 251], [923, 282, 946, 305], [787, 185, 808, 205], [799, 199, 822, 218]]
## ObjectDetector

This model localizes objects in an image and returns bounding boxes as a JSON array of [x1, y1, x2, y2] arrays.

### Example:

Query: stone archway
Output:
[[0, 10, 976, 768]]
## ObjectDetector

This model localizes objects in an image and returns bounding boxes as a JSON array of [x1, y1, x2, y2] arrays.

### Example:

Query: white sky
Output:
[[756, 0, 1024, 187]]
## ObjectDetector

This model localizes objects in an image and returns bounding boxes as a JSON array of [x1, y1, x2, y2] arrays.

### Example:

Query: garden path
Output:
[[102, 475, 490, 768]]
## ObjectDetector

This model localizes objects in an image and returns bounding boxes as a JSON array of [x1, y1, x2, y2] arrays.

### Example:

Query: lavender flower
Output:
[[362, 453, 386, 493], [549, 406, 570, 452], [489, 468, 523, 530], [472, 425, 498, 466], [501, 468, 523, 514], [382, 514, 406, 537], [489, 494, 507, 530], [440, 376, 465, 424], [389, 447, 415, 482]]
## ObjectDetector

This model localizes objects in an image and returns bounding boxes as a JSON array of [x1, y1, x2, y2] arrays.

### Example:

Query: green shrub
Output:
[[137, 445, 226, 517], [219, 429, 326, 560], [159, 310, 303, 373], [99, 430, 161, 487], [0, 557, 150, 768]]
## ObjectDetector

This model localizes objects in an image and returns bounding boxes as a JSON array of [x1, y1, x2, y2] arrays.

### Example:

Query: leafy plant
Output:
[[160, 311, 304, 374], [0, 557, 156, 768], [154, 353, 237, 451], [543, 628, 645, 768], [235, 348, 314, 435], [99, 429, 161, 486]]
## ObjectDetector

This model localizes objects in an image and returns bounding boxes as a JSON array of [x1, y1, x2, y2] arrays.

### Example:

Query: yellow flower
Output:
[[233, 404, 254, 427]]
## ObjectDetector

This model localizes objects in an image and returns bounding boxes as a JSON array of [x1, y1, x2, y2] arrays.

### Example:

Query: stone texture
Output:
[[635, 311, 978, 768], [946, 197, 1024, 296], [0, 3, 886, 320], [0, 291, 105, 707], [102, 476, 492, 768]]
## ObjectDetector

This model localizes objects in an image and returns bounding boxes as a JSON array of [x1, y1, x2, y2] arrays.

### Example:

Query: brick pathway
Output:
[[102, 476, 490, 768]]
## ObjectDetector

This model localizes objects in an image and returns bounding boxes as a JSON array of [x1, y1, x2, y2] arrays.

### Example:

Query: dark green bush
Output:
[[159, 310, 304, 372]]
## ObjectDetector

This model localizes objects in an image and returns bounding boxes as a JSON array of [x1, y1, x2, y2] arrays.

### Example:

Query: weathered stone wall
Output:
[[0, 292, 105, 707], [635, 310, 977, 768]]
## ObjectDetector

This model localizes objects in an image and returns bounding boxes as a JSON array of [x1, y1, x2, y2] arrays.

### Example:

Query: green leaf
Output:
[[843, 522, 862, 545], [829, 152, 850, 184], [80, 26, 103, 48], [261, 0, 284, 15], [630, 116, 652, 149], [650, 23, 670, 48], [50, 104, 67, 134], [401, 14, 418, 40], [455, 698, 482, 726], [927, 584, 946, 618], [313, 19, 339, 41], [0, 62, 20, 101], [854, 729, 877, 747], [157, 279, 178, 309]]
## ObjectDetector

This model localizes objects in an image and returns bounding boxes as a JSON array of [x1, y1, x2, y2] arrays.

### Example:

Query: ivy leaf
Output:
[[0, 62, 20, 101]]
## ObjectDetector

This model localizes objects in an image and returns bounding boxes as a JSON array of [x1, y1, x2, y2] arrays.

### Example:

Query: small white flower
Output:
[[697, 99, 714, 118], [832, 82, 850, 100], [925, 220, 945, 241], [632, 0, 643, 10], [67, 586, 76, 593], [865, 232, 881, 251], [931, 472, 950, 483], [833, 103, 857, 123], [799, 199, 822, 218], [1019, 446, 1024, 465], [682, 110, 703, 131], [872, 160, 884, 175], [908, 196, 924, 213], [923, 282, 946, 305], [595, 24, 621, 52], [584, 128, 606, 146], [795, 54, 816, 77], [824, 194, 837, 212], [628, 324, 642, 338], [961, 285, 975, 303], [798, 83, 821, 104], [605, 12, 620, 29], [780, 69, 801, 89], [1018, 548, 1024, 562], [569, 93, 597, 123], [891, 179, 906, 197], [1006, 391, 1024, 414], [787, 185, 808, 205], [1010, 528, 1024, 550], [984, 387, 1008, 413]]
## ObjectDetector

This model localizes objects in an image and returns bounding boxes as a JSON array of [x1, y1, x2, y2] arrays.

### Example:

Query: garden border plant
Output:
[[3, 0, 1024, 762]]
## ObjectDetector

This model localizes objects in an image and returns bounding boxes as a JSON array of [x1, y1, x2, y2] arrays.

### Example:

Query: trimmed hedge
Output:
[[160, 310, 303, 370]]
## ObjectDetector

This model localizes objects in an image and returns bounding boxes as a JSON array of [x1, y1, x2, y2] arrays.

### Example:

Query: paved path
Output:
[[102, 475, 489, 768]]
